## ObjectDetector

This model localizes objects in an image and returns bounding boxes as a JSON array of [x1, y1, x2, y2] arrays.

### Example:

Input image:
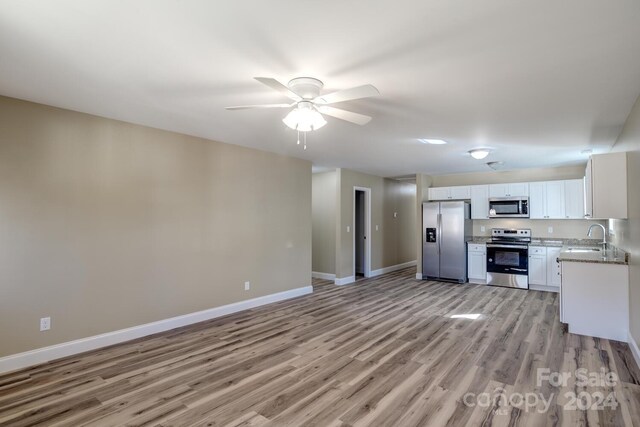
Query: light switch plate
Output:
[[346, 226, 350, 233], [480, 226, 486, 232], [548, 226, 553, 234]]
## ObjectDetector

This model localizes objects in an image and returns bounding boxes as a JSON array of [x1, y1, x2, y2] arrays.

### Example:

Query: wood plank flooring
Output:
[[1, 268, 639, 426]]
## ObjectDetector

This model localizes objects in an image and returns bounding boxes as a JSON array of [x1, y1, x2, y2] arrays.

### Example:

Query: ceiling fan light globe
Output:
[[283, 107, 326, 132]]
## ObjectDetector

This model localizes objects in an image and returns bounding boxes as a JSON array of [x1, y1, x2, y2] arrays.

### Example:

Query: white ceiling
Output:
[[1, 0, 640, 177]]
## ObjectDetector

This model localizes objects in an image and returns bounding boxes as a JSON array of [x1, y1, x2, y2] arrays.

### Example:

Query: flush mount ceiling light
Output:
[[419, 139, 448, 145], [282, 101, 326, 132], [469, 149, 490, 160]]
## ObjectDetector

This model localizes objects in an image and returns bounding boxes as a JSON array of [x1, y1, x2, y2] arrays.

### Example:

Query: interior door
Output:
[[355, 190, 365, 275]]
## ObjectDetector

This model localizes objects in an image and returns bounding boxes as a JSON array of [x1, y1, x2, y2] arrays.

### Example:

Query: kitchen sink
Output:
[[565, 247, 602, 253]]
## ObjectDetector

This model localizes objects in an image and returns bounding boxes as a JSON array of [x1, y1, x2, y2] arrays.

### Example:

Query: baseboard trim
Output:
[[335, 276, 355, 286], [529, 284, 559, 293], [370, 260, 417, 278], [416, 273, 423, 280], [0, 285, 313, 375], [312, 271, 335, 280], [629, 331, 640, 371]]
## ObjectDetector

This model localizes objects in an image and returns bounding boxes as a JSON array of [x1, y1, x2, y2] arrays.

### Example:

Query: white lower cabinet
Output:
[[561, 261, 628, 341], [546, 247, 561, 288], [528, 246, 561, 292], [467, 243, 486, 284], [528, 246, 547, 286]]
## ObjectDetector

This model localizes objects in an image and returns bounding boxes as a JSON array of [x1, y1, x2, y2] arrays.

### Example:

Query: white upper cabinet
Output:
[[529, 182, 545, 219], [428, 185, 470, 200], [428, 187, 450, 201], [585, 152, 628, 219], [564, 179, 585, 219], [489, 182, 529, 198], [470, 185, 489, 219], [545, 181, 565, 219], [449, 186, 471, 200]]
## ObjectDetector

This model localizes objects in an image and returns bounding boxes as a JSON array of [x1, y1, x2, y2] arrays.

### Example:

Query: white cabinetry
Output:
[[528, 246, 561, 291], [489, 182, 529, 198], [528, 246, 547, 286], [564, 179, 585, 219], [467, 243, 486, 284], [546, 247, 561, 288], [470, 185, 489, 219], [561, 261, 628, 341], [529, 181, 565, 219], [585, 152, 628, 219], [428, 185, 471, 201]]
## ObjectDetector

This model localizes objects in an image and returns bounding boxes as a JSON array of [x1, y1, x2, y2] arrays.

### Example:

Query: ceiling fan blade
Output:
[[314, 84, 380, 105], [225, 103, 292, 110], [254, 77, 302, 101], [317, 106, 372, 125]]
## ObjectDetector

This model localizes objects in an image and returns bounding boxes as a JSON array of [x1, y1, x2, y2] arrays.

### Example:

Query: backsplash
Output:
[[473, 218, 608, 240]]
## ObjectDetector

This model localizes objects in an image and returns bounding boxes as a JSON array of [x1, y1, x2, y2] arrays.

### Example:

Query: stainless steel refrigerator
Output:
[[422, 201, 472, 283]]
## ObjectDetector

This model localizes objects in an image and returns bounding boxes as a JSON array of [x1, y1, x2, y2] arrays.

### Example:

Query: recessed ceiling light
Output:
[[419, 139, 448, 145], [469, 149, 490, 160]]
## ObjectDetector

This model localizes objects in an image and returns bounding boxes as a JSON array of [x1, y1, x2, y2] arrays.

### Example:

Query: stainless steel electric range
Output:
[[486, 228, 531, 289]]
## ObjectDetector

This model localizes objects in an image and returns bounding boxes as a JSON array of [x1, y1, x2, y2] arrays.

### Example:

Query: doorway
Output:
[[353, 187, 371, 279]]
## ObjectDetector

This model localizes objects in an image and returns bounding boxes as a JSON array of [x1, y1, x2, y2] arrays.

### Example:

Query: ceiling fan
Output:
[[225, 77, 380, 132]]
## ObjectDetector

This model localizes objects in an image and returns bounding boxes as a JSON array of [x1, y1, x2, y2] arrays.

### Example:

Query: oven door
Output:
[[486, 244, 529, 289]]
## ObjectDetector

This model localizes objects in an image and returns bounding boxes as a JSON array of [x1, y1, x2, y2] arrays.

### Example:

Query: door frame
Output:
[[353, 186, 372, 278]]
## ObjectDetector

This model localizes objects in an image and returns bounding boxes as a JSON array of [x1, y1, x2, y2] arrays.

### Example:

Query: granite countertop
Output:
[[467, 237, 603, 247], [468, 236, 492, 244], [529, 238, 603, 247], [558, 245, 629, 265]]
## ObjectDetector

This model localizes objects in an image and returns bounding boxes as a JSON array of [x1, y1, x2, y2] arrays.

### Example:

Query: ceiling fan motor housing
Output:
[[288, 77, 323, 100]]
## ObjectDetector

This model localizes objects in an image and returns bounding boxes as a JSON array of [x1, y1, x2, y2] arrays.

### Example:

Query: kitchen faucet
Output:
[[587, 223, 607, 249]]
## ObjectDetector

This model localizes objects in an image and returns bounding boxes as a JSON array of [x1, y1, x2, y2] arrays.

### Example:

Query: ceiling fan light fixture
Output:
[[282, 102, 327, 132], [469, 149, 490, 160]]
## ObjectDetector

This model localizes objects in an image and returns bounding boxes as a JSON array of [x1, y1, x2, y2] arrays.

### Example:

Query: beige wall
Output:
[[335, 169, 416, 279], [610, 94, 640, 346], [0, 96, 311, 358], [430, 165, 585, 186], [312, 171, 337, 274]]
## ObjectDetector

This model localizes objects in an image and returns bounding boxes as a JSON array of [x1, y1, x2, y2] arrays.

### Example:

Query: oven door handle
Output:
[[509, 268, 528, 272], [486, 244, 529, 249]]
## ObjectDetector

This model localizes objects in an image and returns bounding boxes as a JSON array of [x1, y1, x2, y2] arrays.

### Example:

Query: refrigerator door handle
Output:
[[437, 213, 442, 255]]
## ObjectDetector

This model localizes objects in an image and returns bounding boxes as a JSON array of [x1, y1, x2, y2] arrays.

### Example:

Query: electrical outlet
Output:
[[346, 226, 350, 233], [548, 226, 553, 234], [40, 317, 51, 331], [393, 212, 398, 218], [375, 225, 379, 231], [480, 226, 486, 232], [244, 281, 250, 291]]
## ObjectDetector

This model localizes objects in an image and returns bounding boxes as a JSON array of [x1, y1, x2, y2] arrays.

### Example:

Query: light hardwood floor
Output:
[[1, 268, 639, 426]]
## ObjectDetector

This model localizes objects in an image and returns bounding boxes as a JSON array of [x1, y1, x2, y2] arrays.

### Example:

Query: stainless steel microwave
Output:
[[488, 197, 529, 218]]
